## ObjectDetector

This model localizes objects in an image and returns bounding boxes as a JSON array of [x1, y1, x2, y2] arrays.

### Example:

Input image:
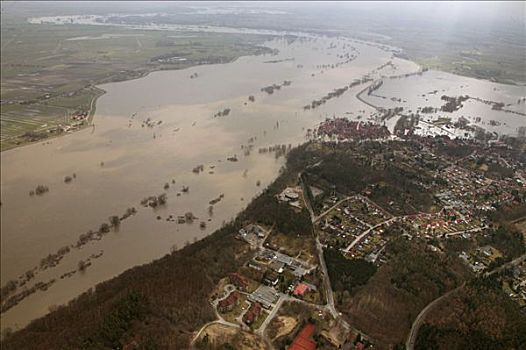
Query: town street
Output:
[[343, 217, 398, 253]]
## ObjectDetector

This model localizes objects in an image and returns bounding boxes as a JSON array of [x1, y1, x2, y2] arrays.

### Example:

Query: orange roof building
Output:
[[289, 323, 317, 350], [293, 283, 309, 297]]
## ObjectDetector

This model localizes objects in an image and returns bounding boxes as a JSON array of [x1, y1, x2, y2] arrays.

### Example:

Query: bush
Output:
[[324, 248, 376, 292]]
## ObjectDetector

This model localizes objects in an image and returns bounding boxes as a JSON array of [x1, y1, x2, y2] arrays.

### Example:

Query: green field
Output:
[[0, 15, 272, 150]]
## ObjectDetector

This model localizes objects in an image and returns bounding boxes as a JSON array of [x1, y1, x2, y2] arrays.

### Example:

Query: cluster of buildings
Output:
[[71, 110, 88, 121], [238, 224, 266, 247], [215, 273, 268, 327], [458, 245, 502, 274], [436, 165, 509, 212], [213, 220, 320, 331], [314, 118, 391, 141], [277, 187, 303, 209], [208, 136, 525, 349], [402, 209, 484, 239], [318, 196, 392, 253], [252, 247, 320, 302], [248, 285, 279, 310], [347, 227, 389, 265], [499, 259, 526, 308]]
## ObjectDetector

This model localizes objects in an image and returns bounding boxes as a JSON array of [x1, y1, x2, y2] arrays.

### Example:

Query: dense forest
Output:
[[340, 238, 471, 348], [415, 278, 526, 350], [324, 249, 376, 292]]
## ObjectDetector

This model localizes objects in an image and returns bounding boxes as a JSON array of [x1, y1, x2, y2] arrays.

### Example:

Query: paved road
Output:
[[312, 196, 354, 223], [343, 217, 398, 253], [316, 237, 339, 319], [405, 283, 465, 350], [444, 226, 484, 238], [191, 319, 241, 346], [484, 253, 526, 277], [257, 294, 286, 336]]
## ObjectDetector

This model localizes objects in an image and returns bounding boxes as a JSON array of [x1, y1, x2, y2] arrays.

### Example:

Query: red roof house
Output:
[[228, 272, 249, 291], [243, 302, 262, 325], [293, 283, 310, 297], [217, 291, 239, 313]]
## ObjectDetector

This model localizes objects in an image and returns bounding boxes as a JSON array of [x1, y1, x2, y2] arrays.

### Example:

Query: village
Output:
[[191, 119, 525, 350]]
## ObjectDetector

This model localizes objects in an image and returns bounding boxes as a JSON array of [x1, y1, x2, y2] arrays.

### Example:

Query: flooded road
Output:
[[1, 26, 523, 330]]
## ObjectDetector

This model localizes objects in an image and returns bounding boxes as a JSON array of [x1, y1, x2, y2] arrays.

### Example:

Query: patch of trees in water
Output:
[[1, 279, 56, 314], [260, 80, 292, 94], [192, 164, 205, 174], [316, 52, 357, 70], [440, 95, 469, 112], [0, 205, 138, 312], [64, 173, 77, 183], [379, 107, 404, 121], [258, 144, 292, 159], [19, 131, 49, 144], [367, 80, 383, 96], [304, 79, 369, 110], [140, 193, 167, 208], [209, 194, 225, 205], [141, 117, 162, 128], [387, 67, 428, 80], [213, 108, 231, 118], [263, 57, 295, 64], [29, 185, 49, 196], [469, 96, 526, 116], [419, 106, 436, 114]]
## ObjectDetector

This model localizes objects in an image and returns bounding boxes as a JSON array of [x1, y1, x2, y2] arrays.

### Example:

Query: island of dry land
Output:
[[2, 122, 525, 350]]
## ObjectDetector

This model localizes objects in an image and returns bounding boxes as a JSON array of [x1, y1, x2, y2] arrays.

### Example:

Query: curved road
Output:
[[405, 283, 465, 350], [407, 253, 526, 350]]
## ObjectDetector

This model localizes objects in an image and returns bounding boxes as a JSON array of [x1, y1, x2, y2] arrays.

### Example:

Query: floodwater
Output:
[[1, 24, 524, 331], [0, 34, 404, 330], [362, 70, 526, 137]]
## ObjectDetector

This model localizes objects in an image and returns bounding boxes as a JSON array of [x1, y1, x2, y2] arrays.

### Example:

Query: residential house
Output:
[[243, 302, 262, 325], [217, 291, 239, 313]]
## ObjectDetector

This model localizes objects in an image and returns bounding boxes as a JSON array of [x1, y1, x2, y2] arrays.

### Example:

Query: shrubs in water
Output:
[[99, 223, 111, 233], [109, 215, 120, 227], [140, 194, 167, 208], [29, 185, 49, 196]]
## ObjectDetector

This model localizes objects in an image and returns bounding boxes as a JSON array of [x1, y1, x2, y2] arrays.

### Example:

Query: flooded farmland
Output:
[[0, 25, 524, 331]]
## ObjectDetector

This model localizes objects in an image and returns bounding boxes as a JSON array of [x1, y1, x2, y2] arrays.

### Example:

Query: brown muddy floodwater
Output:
[[1, 34, 410, 330], [0, 28, 526, 329], [7, 30, 522, 331]]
